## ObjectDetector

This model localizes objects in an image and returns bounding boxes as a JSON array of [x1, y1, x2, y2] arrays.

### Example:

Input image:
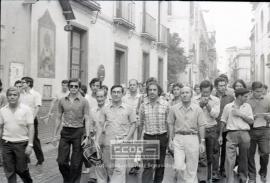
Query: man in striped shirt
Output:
[[138, 81, 170, 183]]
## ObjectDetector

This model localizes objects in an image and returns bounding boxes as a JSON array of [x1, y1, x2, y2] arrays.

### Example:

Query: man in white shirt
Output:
[[21, 77, 44, 166], [0, 87, 34, 182], [47, 80, 69, 120], [218, 88, 254, 183], [87, 78, 102, 110]]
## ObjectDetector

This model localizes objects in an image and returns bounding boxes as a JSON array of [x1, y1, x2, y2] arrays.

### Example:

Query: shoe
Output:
[[88, 178, 97, 183], [260, 175, 266, 183], [129, 166, 140, 175], [212, 173, 221, 180]]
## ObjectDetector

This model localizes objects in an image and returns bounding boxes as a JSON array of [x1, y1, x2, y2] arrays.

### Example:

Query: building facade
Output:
[[166, 1, 217, 86], [251, 2, 270, 87], [0, 0, 169, 97]]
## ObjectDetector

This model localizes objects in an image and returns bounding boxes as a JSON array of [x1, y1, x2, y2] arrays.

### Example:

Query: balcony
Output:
[[141, 12, 156, 41], [74, 0, 101, 11], [157, 24, 169, 48], [113, 1, 135, 30]]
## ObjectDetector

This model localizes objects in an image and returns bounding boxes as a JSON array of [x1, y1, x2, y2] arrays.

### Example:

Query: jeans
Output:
[[225, 131, 250, 183], [57, 127, 84, 183], [2, 140, 33, 183], [142, 132, 168, 183], [33, 117, 44, 163], [173, 134, 199, 183], [248, 127, 270, 180]]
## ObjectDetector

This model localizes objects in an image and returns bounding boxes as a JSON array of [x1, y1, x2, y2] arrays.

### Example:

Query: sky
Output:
[[199, 1, 253, 74]]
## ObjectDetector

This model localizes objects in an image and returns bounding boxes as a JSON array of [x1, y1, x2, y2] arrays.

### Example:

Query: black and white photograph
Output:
[[0, 1, 270, 183]]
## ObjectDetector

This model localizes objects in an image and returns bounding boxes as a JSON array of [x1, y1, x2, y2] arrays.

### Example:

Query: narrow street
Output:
[[1, 142, 269, 183]]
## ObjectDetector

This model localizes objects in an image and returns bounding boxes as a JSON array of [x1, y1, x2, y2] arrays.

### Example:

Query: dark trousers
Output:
[[142, 132, 168, 183], [57, 127, 84, 183], [213, 131, 227, 174], [205, 126, 218, 179], [33, 117, 44, 163], [2, 140, 33, 183], [248, 128, 270, 179]]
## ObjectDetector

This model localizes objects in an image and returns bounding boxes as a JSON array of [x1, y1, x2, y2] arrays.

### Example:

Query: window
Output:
[[114, 44, 127, 85], [158, 58, 164, 88], [167, 1, 172, 16], [142, 52, 150, 82], [69, 27, 87, 84]]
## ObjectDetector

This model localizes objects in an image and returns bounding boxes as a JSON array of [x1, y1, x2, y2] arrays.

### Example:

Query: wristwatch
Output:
[[28, 143, 33, 147]]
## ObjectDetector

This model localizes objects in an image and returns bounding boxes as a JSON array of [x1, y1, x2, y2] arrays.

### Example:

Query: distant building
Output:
[[0, 0, 169, 96], [250, 2, 270, 87], [166, 1, 217, 86], [226, 47, 251, 85]]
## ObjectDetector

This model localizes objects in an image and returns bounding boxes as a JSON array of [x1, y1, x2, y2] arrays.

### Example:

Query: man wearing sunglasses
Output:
[[52, 78, 91, 183]]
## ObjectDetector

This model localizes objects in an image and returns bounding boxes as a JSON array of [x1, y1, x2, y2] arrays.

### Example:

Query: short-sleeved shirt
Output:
[[139, 97, 170, 135], [30, 89, 42, 106], [193, 95, 220, 128], [54, 90, 69, 100], [100, 103, 136, 145], [247, 95, 270, 128], [221, 102, 253, 131], [87, 94, 98, 110], [20, 91, 38, 116], [168, 102, 207, 134], [122, 93, 141, 112], [58, 94, 89, 128], [91, 106, 104, 130], [0, 103, 33, 142]]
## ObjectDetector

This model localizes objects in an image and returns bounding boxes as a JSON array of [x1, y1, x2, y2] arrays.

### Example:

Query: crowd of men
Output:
[[0, 74, 269, 183]]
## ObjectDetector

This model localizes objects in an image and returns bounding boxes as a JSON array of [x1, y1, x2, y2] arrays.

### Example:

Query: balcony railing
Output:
[[74, 0, 101, 11], [141, 12, 156, 41], [113, 1, 135, 30], [157, 24, 168, 47]]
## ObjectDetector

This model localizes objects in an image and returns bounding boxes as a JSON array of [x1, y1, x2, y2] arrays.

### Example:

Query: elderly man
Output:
[[168, 86, 206, 182], [0, 87, 34, 182]]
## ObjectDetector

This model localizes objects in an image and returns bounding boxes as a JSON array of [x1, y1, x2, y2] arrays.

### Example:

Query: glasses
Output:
[[70, 85, 79, 89]]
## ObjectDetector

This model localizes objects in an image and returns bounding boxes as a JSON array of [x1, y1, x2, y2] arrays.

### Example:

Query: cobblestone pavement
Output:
[[0, 143, 269, 183]]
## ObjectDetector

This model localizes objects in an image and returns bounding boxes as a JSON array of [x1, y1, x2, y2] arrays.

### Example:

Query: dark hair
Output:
[[14, 80, 22, 86], [146, 81, 163, 97], [61, 80, 69, 84], [172, 82, 184, 90], [214, 77, 227, 87], [102, 85, 108, 96], [199, 80, 213, 91], [110, 85, 124, 94], [219, 74, 229, 83], [145, 77, 158, 86], [235, 88, 250, 98], [251, 81, 263, 91], [21, 76, 33, 88], [89, 78, 102, 88], [80, 84, 87, 94], [0, 79, 2, 92], [263, 84, 268, 90], [232, 79, 247, 90], [68, 78, 81, 88]]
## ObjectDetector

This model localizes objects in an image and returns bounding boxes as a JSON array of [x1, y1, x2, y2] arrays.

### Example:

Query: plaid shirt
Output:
[[139, 97, 169, 135]]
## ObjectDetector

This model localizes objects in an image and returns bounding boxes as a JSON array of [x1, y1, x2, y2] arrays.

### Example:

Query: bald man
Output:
[[168, 86, 207, 182]]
